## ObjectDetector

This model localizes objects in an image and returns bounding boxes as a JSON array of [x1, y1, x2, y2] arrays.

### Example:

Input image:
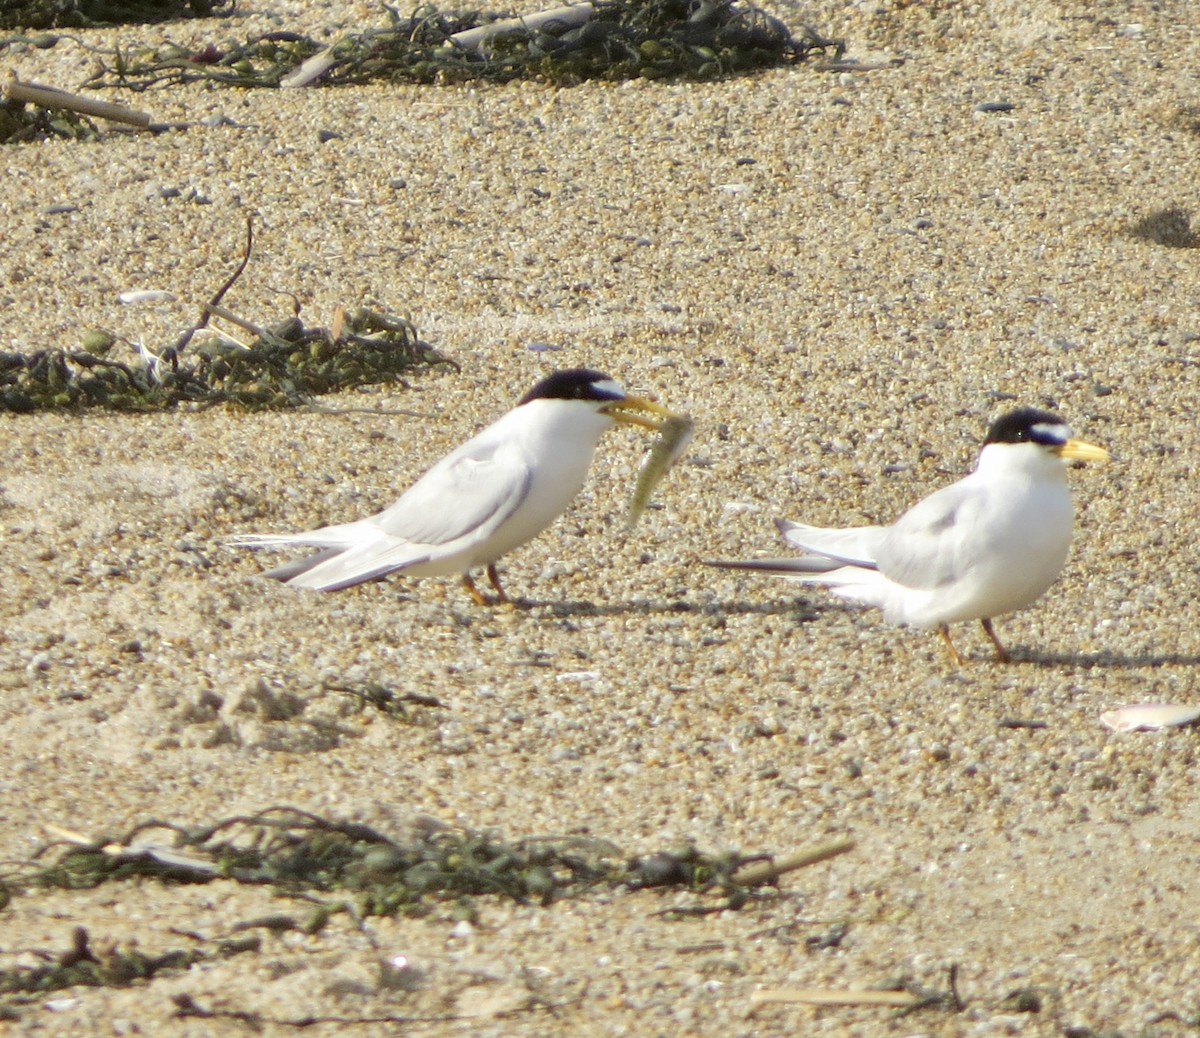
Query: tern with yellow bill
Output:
[[706, 408, 1109, 663], [233, 368, 679, 603]]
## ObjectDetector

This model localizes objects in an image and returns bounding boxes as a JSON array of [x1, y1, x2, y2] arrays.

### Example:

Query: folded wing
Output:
[[873, 481, 985, 590], [232, 439, 532, 591]]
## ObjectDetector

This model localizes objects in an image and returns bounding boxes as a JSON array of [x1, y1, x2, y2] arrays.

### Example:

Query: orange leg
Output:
[[462, 572, 489, 606], [938, 624, 964, 666], [486, 563, 510, 604], [980, 618, 1010, 663]]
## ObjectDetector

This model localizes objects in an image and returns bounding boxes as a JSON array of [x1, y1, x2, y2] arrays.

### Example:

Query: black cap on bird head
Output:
[[519, 369, 626, 406], [984, 408, 1071, 448]]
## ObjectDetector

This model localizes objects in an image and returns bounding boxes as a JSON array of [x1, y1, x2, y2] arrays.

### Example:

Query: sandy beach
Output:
[[3, 0, 1200, 1033]]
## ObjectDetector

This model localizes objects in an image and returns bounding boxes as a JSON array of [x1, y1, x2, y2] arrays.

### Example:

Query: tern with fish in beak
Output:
[[232, 368, 683, 603]]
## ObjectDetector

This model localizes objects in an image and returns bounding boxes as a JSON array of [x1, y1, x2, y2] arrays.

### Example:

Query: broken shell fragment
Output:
[[118, 289, 178, 305], [1100, 703, 1200, 733]]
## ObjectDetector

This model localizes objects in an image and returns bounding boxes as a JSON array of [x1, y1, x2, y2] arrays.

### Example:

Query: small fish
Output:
[[1100, 703, 1200, 733], [627, 414, 694, 527]]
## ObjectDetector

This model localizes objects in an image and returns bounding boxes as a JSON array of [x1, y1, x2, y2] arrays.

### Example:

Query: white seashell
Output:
[[118, 289, 178, 305], [555, 671, 600, 683], [1100, 703, 1200, 733], [721, 501, 762, 520]]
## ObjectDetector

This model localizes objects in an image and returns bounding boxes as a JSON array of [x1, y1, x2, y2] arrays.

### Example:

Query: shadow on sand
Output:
[[511, 597, 1200, 672], [511, 597, 821, 620], [1007, 648, 1200, 670]]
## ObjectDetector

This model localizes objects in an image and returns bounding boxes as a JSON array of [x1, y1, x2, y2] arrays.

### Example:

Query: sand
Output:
[[2, 0, 1200, 1033]]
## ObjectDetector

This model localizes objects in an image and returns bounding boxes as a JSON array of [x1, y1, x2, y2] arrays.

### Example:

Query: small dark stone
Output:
[[1001, 987, 1042, 1013], [632, 852, 693, 887], [805, 922, 848, 950]]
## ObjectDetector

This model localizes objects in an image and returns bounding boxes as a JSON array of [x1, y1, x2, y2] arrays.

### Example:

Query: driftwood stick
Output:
[[750, 988, 918, 1008], [731, 837, 855, 887], [450, 3, 595, 52], [4, 76, 152, 128], [203, 302, 269, 340]]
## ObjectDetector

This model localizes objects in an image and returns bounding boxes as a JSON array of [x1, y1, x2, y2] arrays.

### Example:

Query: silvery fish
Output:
[[627, 415, 694, 527]]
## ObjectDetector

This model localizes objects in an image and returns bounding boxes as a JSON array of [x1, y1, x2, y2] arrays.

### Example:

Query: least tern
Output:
[[232, 368, 677, 603], [706, 408, 1108, 663]]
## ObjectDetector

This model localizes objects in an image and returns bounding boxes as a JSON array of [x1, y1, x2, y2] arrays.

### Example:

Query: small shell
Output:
[[1100, 703, 1200, 733], [118, 289, 178, 305], [555, 671, 600, 683], [720, 500, 761, 520]]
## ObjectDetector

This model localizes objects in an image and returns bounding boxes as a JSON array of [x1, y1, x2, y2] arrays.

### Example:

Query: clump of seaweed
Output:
[[0, 812, 850, 1015], [0, 219, 458, 413], [1, 76, 152, 142], [0, 312, 455, 413], [82, 0, 842, 90], [0, 90, 99, 142], [11, 808, 854, 920], [0, 925, 256, 997], [0, 0, 230, 31]]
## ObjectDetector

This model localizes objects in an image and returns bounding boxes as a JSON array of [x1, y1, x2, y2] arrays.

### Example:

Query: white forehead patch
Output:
[[591, 377, 626, 400], [1032, 421, 1071, 444]]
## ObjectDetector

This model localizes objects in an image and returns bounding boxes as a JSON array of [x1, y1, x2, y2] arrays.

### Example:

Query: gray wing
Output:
[[776, 519, 888, 567], [874, 479, 986, 590], [257, 441, 532, 591], [373, 439, 530, 546]]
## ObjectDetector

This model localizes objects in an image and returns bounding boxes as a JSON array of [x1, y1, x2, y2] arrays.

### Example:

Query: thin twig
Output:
[[203, 302, 269, 340], [731, 837, 855, 887], [167, 215, 256, 361], [750, 988, 918, 1008]]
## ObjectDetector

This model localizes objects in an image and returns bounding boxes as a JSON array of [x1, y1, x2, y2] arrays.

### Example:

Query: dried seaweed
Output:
[[0, 309, 456, 413], [8, 808, 850, 919], [0, 93, 99, 142], [0, 0, 231, 31], [0, 925, 255, 997], [82, 0, 842, 90], [0, 220, 458, 413], [0, 812, 849, 1015], [16, 809, 664, 913]]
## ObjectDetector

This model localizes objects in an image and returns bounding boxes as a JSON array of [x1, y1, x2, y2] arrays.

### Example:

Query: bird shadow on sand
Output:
[[512, 597, 1200, 672], [1005, 648, 1200, 670], [509, 596, 820, 620]]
